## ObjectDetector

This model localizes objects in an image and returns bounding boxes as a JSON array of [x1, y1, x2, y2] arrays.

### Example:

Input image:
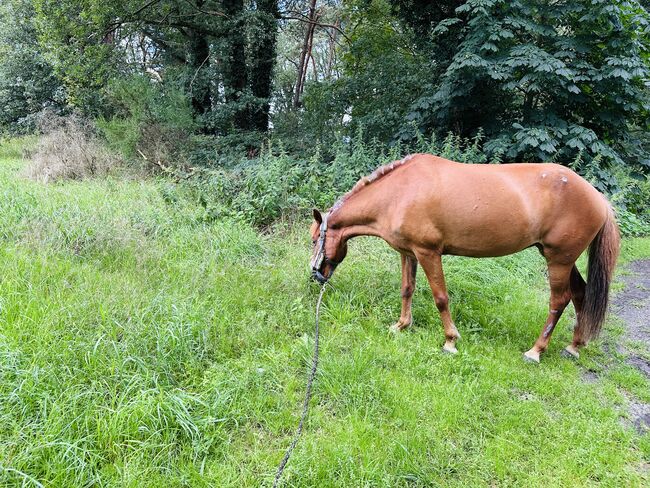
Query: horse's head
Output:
[[309, 209, 347, 284]]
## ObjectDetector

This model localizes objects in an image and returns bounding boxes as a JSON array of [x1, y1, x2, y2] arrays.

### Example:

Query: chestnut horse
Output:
[[310, 154, 620, 363]]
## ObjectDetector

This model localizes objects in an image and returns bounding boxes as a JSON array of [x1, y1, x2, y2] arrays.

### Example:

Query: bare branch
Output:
[[281, 16, 350, 42], [189, 53, 211, 95]]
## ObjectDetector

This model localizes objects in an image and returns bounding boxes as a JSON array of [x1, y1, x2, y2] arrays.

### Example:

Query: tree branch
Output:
[[189, 53, 211, 95], [180, 0, 226, 18], [280, 15, 350, 43], [106, 0, 163, 30]]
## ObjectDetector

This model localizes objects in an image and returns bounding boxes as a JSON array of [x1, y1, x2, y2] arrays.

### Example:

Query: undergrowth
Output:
[[181, 130, 487, 227], [23, 111, 124, 182]]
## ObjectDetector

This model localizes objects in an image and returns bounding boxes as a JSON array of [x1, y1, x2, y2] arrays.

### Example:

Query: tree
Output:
[[34, 0, 125, 113], [412, 0, 650, 166], [0, 0, 62, 133], [34, 0, 280, 134]]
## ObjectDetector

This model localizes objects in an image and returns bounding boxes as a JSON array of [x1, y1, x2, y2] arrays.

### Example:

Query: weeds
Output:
[[183, 131, 490, 227], [23, 111, 123, 182]]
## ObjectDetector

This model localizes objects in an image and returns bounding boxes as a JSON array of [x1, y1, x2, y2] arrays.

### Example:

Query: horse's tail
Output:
[[576, 205, 620, 342]]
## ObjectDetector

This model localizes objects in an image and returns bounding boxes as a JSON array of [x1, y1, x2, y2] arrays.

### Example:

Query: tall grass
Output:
[[0, 142, 649, 486]]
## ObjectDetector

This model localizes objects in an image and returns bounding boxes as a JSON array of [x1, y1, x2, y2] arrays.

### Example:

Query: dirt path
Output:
[[611, 260, 650, 433]]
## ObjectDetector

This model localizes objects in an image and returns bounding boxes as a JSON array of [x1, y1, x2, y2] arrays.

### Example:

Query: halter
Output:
[[310, 213, 340, 284]]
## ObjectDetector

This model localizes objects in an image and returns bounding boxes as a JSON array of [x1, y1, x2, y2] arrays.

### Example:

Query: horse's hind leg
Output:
[[524, 262, 573, 363], [563, 265, 586, 359], [391, 254, 418, 332], [413, 250, 460, 353]]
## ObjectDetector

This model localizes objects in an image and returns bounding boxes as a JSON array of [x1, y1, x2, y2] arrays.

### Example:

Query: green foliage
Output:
[[2, 0, 649, 207], [611, 174, 650, 237], [31, 0, 279, 134], [184, 130, 489, 226], [290, 0, 432, 147], [615, 207, 650, 237], [97, 76, 196, 162], [0, 0, 62, 134], [304, 0, 650, 183], [422, 0, 650, 169], [33, 0, 126, 113], [182, 126, 645, 235], [572, 151, 650, 236]]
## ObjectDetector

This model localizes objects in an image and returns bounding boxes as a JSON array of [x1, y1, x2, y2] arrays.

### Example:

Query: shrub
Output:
[[97, 76, 196, 169], [572, 152, 650, 236], [23, 111, 123, 182], [180, 131, 492, 227], [610, 172, 650, 237]]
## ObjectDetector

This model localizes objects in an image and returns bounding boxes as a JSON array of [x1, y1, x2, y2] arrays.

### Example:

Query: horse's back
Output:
[[392, 155, 609, 258]]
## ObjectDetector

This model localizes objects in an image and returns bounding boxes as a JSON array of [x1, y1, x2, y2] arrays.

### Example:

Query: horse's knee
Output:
[[401, 284, 415, 298], [434, 292, 449, 311], [550, 288, 571, 310]]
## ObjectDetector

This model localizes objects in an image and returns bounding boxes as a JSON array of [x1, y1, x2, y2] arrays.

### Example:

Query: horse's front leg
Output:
[[413, 249, 460, 353], [390, 254, 418, 332]]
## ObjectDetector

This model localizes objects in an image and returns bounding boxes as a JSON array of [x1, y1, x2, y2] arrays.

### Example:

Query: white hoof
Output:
[[442, 342, 458, 354], [390, 320, 411, 333], [523, 349, 540, 364], [561, 345, 580, 359]]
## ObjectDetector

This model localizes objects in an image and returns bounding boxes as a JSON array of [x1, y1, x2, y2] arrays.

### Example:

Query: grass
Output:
[[0, 138, 649, 487]]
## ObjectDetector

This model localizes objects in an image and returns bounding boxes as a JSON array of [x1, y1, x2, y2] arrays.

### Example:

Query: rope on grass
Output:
[[273, 284, 327, 487]]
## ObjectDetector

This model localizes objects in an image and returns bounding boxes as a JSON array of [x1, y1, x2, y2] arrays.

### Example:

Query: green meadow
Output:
[[0, 139, 649, 487]]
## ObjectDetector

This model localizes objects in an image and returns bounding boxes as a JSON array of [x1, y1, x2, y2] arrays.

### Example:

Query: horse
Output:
[[309, 154, 620, 363]]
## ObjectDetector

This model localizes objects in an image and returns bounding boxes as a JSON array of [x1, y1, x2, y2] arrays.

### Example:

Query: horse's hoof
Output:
[[561, 346, 579, 360], [390, 320, 411, 333], [523, 351, 540, 364], [442, 343, 458, 354]]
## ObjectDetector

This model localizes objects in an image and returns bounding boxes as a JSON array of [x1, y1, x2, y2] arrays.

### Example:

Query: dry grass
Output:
[[23, 111, 123, 182]]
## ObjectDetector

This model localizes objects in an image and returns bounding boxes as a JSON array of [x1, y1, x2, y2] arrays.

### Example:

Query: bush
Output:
[[610, 173, 650, 237], [174, 127, 650, 237], [571, 152, 650, 236], [180, 131, 491, 227], [97, 76, 196, 169], [615, 208, 650, 237], [23, 111, 123, 182]]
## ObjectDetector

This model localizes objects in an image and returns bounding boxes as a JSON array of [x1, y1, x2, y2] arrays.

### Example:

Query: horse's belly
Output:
[[439, 217, 538, 258], [443, 239, 536, 258]]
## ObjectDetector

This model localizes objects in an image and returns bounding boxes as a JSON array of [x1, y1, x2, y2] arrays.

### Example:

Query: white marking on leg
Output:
[[543, 322, 555, 338]]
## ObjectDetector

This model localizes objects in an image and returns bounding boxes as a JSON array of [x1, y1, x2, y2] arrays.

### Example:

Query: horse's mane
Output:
[[330, 154, 417, 214]]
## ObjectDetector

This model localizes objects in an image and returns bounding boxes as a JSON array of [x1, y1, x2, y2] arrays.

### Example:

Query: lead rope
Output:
[[273, 284, 327, 487]]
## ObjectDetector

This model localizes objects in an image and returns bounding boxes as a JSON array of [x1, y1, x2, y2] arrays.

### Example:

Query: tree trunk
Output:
[[222, 0, 248, 130], [249, 0, 279, 132], [292, 0, 317, 109], [189, 25, 211, 116], [325, 17, 339, 79]]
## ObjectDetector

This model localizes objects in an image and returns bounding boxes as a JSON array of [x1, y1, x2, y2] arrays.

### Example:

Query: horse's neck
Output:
[[330, 194, 381, 239]]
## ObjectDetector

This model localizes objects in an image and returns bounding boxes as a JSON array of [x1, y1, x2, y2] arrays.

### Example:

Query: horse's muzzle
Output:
[[311, 269, 328, 284]]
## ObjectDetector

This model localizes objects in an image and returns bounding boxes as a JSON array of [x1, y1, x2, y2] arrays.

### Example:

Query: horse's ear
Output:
[[312, 209, 323, 224]]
